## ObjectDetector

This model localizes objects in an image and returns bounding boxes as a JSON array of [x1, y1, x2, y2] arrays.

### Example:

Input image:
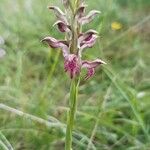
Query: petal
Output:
[[78, 30, 98, 49], [53, 21, 71, 33], [41, 37, 69, 58], [78, 34, 99, 57], [85, 68, 95, 80], [81, 34, 99, 48], [82, 59, 106, 80], [48, 6, 67, 23], [64, 54, 80, 79], [78, 10, 101, 25], [82, 59, 107, 69], [78, 30, 98, 43], [41, 37, 60, 48], [0, 48, 6, 58], [75, 4, 87, 19]]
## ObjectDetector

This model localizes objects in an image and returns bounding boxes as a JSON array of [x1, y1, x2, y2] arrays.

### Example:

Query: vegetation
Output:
[[0, 0, 149, 149]]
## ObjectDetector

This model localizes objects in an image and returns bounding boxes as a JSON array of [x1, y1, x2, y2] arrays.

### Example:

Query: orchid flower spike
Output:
[[75, 4, 87, 19], [42, 0, 106, 80]]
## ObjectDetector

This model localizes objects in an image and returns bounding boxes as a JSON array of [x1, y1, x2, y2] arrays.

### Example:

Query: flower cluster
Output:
[[42, 0, 106, 80]]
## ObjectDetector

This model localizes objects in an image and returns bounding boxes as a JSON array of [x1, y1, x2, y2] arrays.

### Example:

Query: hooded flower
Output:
[[75, 3, 87, 19], [82, 59, 106, 79], [78, 30, 98, 47], [42, 0, 106, 80], [41, 37, 69, 58], [53, 20, 71, 33], [48, 6, 68, 24], [78, 10, 101, 25]]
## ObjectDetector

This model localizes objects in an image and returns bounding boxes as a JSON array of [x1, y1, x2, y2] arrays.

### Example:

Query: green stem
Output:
[[65, 1, 81, 149], [65, 78, 80, 150]]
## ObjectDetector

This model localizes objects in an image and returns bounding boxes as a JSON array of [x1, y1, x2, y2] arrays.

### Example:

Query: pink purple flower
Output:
[[42, 1, 106, 80]]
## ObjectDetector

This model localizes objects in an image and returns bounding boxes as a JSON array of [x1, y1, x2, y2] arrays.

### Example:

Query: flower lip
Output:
[[64, 54, 81, 79], [85, 68, 95, 80], [82, 59, 106, 79]]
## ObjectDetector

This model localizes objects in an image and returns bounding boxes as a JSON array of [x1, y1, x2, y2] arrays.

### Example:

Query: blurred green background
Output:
[[0, 0, 150, 149]]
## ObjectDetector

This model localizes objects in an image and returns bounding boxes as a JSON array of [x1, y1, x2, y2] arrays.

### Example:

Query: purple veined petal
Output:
[[75, 4, 87, 19], [41, 37, 69, 58], [41, 37, 60, 48], [78, 10, 101, 25], [78, 34, 99, 58], [53, 21, 71, 33], [0, 48, 6, 58], [82, 59, 106, 79], [81, 34, 99, 48], [84, 68, 95, 80], [78, 29, 98, 43], [78, 29, 98, 48], [48, 6, 68, 23], [82, 59, 107, 68]]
